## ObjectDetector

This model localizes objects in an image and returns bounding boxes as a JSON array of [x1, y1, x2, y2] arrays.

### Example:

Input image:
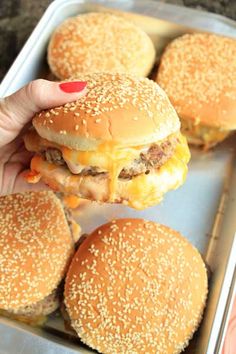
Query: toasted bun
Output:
[[33, 73, 180, 150], [28, 133, 190, 210], [156, 33, 236, 131], [0, 191, 74, 311], [48, 12, 155, 79], [65, 219, 208, 354]]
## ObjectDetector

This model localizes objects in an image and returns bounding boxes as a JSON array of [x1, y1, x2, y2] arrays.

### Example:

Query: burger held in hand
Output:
[[24, 73, 190, 210]]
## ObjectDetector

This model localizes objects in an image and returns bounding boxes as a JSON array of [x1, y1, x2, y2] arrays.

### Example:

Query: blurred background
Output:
[[0, 0, 236, 82]]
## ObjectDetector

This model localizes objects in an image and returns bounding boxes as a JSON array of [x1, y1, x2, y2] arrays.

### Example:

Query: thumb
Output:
[[0, 79, 87, 147]]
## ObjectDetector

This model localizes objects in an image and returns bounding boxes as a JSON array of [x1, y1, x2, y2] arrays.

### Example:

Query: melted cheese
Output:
[[62, 142, 142, 201], [22, 169, 41, 183], [181, 119, 229, 148], [63, 195, 82, 209], [28, 134, 190, 210], [26, 129, 147, 200], [126, 135, 190, 209]]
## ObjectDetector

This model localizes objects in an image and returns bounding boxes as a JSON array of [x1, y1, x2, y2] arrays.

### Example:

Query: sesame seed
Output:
[[59, 130, 67, 135], [56, 73, 172, 125], [65, 218, 207, 354], [157, 33, 236, 127], [0, 191, 73, 311], [48, 12, 155, 79]]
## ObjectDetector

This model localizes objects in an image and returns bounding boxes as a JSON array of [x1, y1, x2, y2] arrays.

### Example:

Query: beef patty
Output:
[[8, 289, 59, 318], [42, 136, 177, 179]]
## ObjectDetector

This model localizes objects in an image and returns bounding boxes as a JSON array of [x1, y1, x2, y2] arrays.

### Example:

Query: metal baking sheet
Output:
[[0, 1, 235, 353]]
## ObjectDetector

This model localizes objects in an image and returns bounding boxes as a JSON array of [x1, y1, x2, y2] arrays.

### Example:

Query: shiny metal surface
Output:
[[0, 1, 235, 353]]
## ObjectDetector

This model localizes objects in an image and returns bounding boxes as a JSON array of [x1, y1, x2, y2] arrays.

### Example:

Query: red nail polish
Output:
[[59, 81, 87, 93]]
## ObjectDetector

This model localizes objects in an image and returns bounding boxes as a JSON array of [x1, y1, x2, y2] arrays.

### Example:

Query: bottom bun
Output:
[[183, 132, 230, 150], [29, 141, 189, 210], [10, 288, 59, 317], [180, 118, 230, 149], [65, 219, 208, 354], [1, 289, 59, 325]]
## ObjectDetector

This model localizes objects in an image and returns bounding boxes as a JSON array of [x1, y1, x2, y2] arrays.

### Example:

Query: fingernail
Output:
[[59, 81, 87, 93]]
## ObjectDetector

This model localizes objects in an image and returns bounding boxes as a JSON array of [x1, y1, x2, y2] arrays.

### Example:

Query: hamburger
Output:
[[0, 191, 79, 325], [24, 73, 190, 210], [64, 218, 208, 354], [48, 12, 156, 79], [156, 33, 236, 149]]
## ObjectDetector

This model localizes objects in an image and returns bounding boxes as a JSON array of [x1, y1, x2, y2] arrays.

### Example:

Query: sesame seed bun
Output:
[[48, 13, 155, 79], [0, 289, 60, 325], [33, 73, 180, 150], [64, 219, 208, 354], [156, 33, 236, 145], [0, 191, 74, 312], [9, 289, 59, 318]]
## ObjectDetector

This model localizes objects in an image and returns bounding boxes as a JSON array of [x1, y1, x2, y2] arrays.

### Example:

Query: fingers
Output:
[[0, 79, 87, 147], [0, 162, 49, 195], [0, 138, 48, 195], [14, 174, 50, 194]]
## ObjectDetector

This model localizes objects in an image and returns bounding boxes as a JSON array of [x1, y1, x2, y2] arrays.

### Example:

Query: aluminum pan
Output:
[[0, 1, 235, 353]]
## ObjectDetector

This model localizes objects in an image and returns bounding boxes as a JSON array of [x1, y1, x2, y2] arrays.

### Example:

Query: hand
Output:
[[0, 79, 87, 195]]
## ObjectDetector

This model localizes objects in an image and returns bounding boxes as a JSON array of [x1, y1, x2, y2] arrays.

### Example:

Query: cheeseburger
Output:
[[156, 33, 236, 149], [24, 73, 190, 210], [65, 218, 208, 354], [48, 12, 156, 79], [0, 191, 78, 325]]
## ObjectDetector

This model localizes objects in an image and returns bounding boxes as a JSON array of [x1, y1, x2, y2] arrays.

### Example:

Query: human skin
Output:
[[0, 79, 86, 195]]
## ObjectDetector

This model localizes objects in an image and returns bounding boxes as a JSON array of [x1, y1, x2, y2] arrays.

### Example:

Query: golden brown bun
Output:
[[8, 289, 59, 317], [28, 133, 190, 210], [48, 12, 156, 79], [33, 73, 180, 150], [0, 191, 74, 311], [0, 289, 59, 326], [65, 219, 208, 354], [156, 33, 236, 131], [180, 117, 231, 149]]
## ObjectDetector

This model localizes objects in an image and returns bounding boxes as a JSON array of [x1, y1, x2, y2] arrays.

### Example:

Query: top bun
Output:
[[48, 12, 156, 79], [33, 73, 180, 151], [0, 191, 74, 311], [156, 33, 236, 130], [65, 218, 208, 354]]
